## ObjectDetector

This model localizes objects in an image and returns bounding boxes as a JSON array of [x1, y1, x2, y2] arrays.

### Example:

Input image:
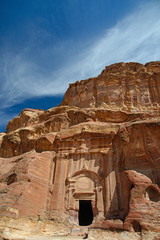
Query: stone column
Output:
[[96, 185, 104, 220], [102, 148, 118, 218], [50, 154, 67, 212]]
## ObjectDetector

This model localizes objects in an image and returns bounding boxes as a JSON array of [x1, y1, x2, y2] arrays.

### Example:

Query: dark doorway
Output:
[[79, 200, 93, 226]]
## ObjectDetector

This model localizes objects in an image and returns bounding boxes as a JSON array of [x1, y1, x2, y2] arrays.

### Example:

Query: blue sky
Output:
[[0, 0, 160, 132]]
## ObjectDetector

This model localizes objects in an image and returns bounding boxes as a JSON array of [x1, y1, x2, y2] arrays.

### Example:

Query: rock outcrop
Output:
[[0, 61, 160, 239]]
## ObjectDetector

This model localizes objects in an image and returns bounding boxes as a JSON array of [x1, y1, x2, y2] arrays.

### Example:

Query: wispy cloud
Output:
[[0, 0, 160, 109], [73, 0, 160, 78]]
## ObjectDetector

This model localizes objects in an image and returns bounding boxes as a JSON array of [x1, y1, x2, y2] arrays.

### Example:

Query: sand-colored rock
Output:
[[61, 62, 160, 113], [0, 61, 160, 240]]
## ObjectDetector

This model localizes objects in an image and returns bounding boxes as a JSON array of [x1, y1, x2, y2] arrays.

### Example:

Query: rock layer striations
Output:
[[0, 61, 160, 239]]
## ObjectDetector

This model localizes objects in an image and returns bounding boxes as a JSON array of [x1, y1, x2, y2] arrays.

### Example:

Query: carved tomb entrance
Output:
[[66, 169, 104, 225]]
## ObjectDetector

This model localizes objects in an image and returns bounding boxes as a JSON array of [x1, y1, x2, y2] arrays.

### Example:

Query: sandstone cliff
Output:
[[0, 62, 160, 240]]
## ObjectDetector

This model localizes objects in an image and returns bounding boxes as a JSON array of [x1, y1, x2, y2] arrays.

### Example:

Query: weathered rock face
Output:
[[62, 61, 160, 114], [0, 61, 160, 239]]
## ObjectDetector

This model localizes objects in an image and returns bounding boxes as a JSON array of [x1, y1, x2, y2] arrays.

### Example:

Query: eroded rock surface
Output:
[[0, 62, 160, 240]]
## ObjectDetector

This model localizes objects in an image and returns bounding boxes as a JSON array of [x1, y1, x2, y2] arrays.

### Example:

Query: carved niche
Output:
[[65, 169, 104, 225]]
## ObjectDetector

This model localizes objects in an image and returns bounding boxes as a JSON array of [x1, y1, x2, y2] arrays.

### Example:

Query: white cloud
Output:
[[0, 1, 160, 108], [76, 1, 160, 77]]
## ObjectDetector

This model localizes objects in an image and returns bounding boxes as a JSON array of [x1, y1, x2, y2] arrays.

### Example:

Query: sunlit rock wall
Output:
[[0, 61, 160, 239]]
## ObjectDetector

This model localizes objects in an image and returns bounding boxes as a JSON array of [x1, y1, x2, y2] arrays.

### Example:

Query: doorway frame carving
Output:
[[65, 169, 104, 224]]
